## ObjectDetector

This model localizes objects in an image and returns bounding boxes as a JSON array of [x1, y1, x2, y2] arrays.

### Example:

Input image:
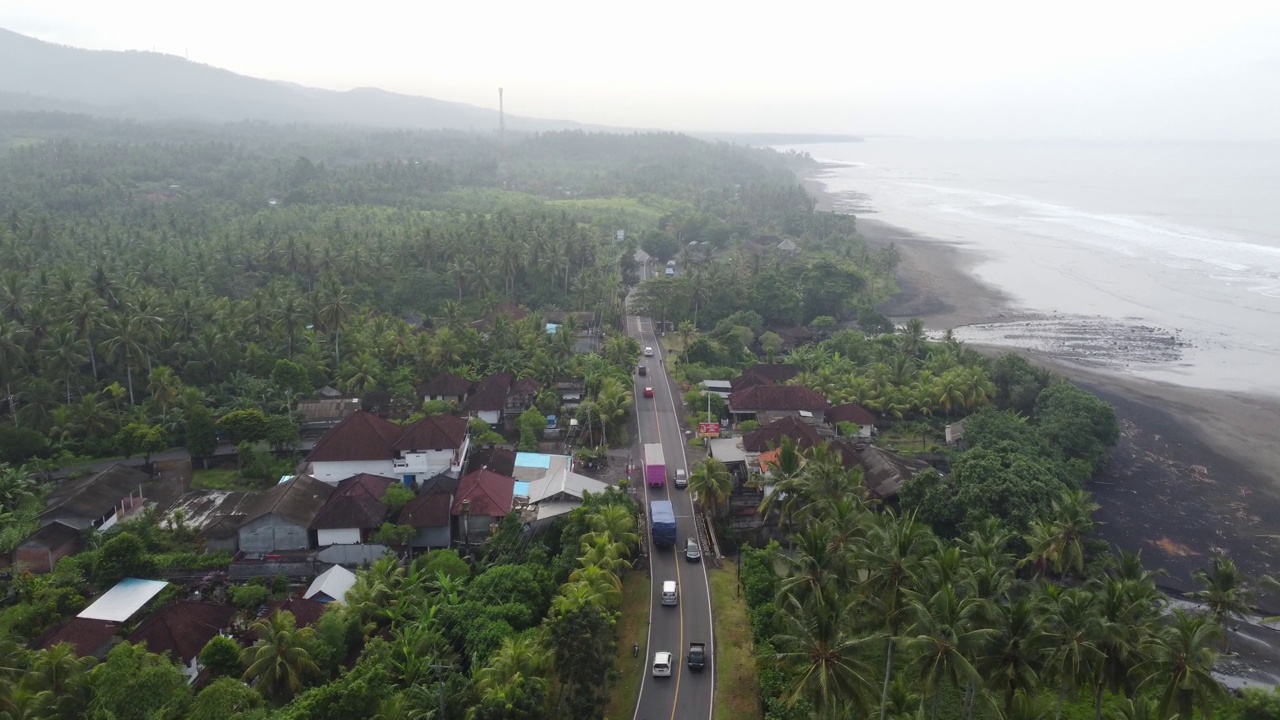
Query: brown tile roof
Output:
[[306, 411, 403, 462], [393, 415, 468, 452], [41, 463, 148, 525], [510, 377, 541, 397], [462, 374, 513, 413], [729, 384, 830, 412], [420, 473, 462, 496], [296, 397, 362, 424], [244, 474, 335, 527], [265, 596, 327, 629], [826, 403, 878, 426], [467, 446, 516, 476], [421, 372, 473, 398], [737, 363, 801, 385], [32, 617, 118, 656], [18, 521, 82, 553], [127, 601, 235, 663], [742, 416, 825, 453], [310, 474, 393, 530], [399, 486, 452, 529], [470, 301, 530, 333], [730, 373, 775, 392], [452, 468, 515, 518]]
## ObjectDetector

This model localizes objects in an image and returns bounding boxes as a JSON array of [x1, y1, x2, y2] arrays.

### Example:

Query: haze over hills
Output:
[[0, 28, 864, 144], [0, 27, 595, 132]]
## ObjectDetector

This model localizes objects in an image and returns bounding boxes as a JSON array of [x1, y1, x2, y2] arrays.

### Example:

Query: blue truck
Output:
[[650, 500, 676, 549]]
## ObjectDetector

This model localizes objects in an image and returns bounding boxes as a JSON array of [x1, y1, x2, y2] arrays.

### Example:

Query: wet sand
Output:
[[801, 165, 1280, 600]]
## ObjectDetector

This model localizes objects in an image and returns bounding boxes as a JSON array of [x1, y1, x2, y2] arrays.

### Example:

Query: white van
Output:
[[674, 469, 687, 489], [661, 580, 678, 606]]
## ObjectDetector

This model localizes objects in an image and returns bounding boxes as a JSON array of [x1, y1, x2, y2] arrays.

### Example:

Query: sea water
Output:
[[785, 139, 1280, 396]]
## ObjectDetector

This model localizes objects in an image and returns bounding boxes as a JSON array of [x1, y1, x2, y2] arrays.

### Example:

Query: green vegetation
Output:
[[604, 572, 650, 720], [710, 566, 763, 720]]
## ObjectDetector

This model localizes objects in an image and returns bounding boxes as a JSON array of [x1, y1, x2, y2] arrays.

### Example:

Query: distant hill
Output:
[[0, 28, 591, 132], [691, 131, 864, 146]]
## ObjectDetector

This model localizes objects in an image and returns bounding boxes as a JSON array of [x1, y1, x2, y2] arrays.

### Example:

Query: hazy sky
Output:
[[4, 0, 1279, 139]]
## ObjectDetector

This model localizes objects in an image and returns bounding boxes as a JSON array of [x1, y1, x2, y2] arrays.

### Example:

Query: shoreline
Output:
[[799, 162, 1280, 593]]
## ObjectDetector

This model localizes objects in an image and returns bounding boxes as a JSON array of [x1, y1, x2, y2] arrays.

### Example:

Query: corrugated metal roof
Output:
[[78, 578, 169, 622]]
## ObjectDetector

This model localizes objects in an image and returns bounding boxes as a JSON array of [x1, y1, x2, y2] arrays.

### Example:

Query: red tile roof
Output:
[[393, 415, 468, 452], [306, 411, 404, 462], [462, 374, 513, 413], [729, 385, 830, 412], [32, 617, 118, 656], [310, 474, 394, 530], [826, 403, 878, 426], [742, 416, 825, 452], [126, 601, 235, 663], [399, 486, 452, 529], [421, 372, 473, 398], [452, 468, 514, 518]]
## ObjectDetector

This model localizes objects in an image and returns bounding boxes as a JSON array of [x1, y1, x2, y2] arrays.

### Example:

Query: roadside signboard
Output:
[[698, 422, 721, 438]]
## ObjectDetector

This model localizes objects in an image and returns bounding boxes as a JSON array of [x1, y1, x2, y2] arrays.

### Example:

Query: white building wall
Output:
[[310, 460, 398, 484], [317, 528, 363, 546]]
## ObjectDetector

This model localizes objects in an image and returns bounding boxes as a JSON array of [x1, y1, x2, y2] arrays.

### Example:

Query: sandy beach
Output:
[[802, 164, 1280, 600]]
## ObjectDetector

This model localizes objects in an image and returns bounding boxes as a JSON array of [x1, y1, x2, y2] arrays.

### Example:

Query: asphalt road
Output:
[[630, 256, 715, 720]]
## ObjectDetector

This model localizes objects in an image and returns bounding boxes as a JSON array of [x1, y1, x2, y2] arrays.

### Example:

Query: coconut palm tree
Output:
[[584, 503, 639, 553], [590, 378, 631, 447], [474, 633, 552, 698], [146, 365, 183, 422], [1042, 585, 1102, 720], [1136, 610, 1224, 720], [980, 597, 1047, 717], [1188, 555, 1251, 653], [687, 458, 732, 519], [241, 611, 320, 701], [903, 584, 994, 720], [862, 511, 936, 720], [99, 312, 147, 405], [41, 324, 87, 405], [772, 593, 878, 719], [1091, 576, 1163, 720]]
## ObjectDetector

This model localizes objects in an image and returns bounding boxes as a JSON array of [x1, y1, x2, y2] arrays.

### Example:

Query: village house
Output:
[[126, 601, 236, 683], [264, 596, 328, 629], [237, 474, 335, 554], [13, 521, 82, 574], [469, 300, 530, 335], [511, 452, 610, 530], [833, 441, 931, 500], [305, 564, 357, 603], [420, 371, 473, 405], [307, 471, 391, 543], [302, 411, 470, 485], [730, 363, 802, 392], [398, 484, 454, 550], [296, 396, 362, 436], [453, 467, 515, 545], [461, 374, 542, 431], [37, 463, 149, 532], [163, 490, 260, 555], [462, 374, 512, 428], [309, 474, 395, 546], [31, 617, 119, 658], [741, 415, 827, 453], [826, 402, 878, 439], [727, 384, 830, 426]]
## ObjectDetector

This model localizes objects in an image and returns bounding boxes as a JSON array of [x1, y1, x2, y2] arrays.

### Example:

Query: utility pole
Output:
[[497, 87, 509, 190], [428, 662, 455, 719]]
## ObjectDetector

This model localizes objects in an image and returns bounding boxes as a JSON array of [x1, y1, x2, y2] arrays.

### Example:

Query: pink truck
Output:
[[644, 443, 666, 488]]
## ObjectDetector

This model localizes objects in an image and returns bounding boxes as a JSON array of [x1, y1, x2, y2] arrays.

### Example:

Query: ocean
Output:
[[785, 139, 1280, 396]]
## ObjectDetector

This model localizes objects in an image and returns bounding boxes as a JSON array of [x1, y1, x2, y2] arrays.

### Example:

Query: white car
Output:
[[674, 469, 687, 488], [652, 651, 673, 677], [644, 346, 654, 357]]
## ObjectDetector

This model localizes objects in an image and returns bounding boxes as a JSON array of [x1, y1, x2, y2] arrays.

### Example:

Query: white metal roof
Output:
[[304, 564, 356, 603], [77, 578, 170, 622]]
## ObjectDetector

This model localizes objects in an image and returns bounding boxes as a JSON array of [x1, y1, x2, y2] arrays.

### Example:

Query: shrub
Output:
[[198, 635, 243, 677], [229, 584, 271, 610]]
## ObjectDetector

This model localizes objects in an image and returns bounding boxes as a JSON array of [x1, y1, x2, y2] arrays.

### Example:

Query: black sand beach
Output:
[[802, 165, 1280, 601]]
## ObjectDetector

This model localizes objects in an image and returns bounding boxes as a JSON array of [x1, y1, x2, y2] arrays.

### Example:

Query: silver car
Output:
[[685, 538, 701, 562]]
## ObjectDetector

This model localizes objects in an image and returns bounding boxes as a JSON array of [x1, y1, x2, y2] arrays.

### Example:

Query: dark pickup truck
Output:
[[687, 642, 706, 672]]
